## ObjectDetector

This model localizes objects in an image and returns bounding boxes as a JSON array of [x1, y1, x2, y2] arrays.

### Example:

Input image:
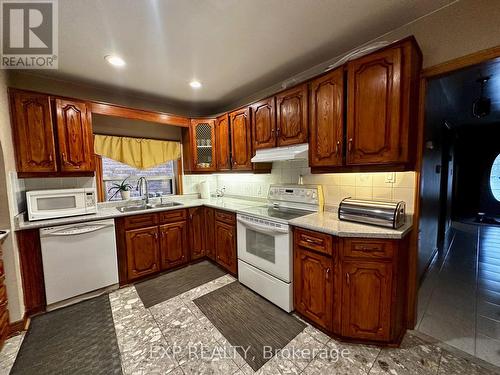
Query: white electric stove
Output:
[[236, 184, 323, 312]]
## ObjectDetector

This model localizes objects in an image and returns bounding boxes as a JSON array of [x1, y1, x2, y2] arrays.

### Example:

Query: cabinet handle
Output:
[[303, 237, 321, 245], [61, 153, 66, 162], [48, 154, 53, 162], [335, 141, 340, 156], [360, 246, 378, 252], [326, 268, 331, 280], [154, 232, 158, 240], [348, 138, 353, 152], [346, 272, 350, 285]]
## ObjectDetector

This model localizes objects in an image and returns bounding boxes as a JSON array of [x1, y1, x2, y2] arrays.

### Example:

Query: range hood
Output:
[[251, 143, 308, 163]]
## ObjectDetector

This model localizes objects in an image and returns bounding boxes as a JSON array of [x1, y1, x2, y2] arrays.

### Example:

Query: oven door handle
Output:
[[237, 218, 289, 235]]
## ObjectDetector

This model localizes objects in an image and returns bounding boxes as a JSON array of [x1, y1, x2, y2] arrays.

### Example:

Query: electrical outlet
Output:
[[385, 172, 395, 183]]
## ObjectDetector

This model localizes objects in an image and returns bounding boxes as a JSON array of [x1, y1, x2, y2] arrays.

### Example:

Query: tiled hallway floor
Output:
[[0, 271, 499, 374], [417, 222, 500, 367]]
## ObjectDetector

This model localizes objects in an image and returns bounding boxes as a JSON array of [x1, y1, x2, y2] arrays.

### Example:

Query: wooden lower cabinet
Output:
[[293, 227, 408, 345], [160, 221, 188, 270], [215, 220, 237, 274], [294, 247, 333, 331], [189, 207, 206, 260], [125, 226, 160, 281], [341, 261, 392, 341], [204, 208, 216, 260]]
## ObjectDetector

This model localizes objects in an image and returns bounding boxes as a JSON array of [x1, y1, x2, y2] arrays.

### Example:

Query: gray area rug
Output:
[[193, 281, 306, 371], [11, 295, 122, 375], [135, 260, 227, 308]]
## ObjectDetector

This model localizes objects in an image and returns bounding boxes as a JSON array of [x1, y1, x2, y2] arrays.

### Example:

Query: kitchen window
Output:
[[98, 157, 178, 201]]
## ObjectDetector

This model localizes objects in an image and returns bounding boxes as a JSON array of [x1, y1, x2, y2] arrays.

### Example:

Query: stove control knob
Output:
[[312, 192, 317, 200], [306, 191, 311, 197]]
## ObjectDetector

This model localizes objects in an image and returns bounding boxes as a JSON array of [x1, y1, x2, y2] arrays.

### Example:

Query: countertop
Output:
[[289, 211, 413, 239], [14, 197, 265, 231], [15, 197, 413, 239], [0, 229, 9, 243]]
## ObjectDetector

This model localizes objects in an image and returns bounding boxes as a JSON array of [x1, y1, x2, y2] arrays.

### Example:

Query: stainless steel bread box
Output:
[[338, 198, 406, 229]]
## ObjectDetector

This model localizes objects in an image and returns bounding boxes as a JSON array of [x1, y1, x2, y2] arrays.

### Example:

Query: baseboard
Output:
[[8, 315, 28, 337], [418, 247, 438, 286]]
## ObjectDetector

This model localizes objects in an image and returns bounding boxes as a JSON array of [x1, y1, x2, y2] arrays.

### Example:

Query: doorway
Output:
[[416, 58, 500, 366]]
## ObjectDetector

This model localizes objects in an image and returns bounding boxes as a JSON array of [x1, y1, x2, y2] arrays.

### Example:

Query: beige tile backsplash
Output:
[[183, 160, 417, 213]]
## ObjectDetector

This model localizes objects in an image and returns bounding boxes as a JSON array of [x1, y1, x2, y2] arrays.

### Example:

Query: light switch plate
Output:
[[385, 172, 395, 183]]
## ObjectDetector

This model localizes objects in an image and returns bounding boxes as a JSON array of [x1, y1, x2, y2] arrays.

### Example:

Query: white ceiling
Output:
[[37, 0, 455, 114]]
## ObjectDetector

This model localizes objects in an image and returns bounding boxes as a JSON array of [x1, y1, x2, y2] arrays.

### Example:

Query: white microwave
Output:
[[26, 188, 98, 221]]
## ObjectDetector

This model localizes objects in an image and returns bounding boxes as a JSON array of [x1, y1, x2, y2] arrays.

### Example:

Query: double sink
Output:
[[116, 201, 183, 213]]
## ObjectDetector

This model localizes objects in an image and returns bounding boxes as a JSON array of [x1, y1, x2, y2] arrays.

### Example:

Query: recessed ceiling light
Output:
[[105, 55, 126, 67], [189, 80, 202, 89]]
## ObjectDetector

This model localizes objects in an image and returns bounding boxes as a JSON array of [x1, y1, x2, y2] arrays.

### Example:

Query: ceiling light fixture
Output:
[[189, 80, 202, 89], [105, 55, 126, 67]]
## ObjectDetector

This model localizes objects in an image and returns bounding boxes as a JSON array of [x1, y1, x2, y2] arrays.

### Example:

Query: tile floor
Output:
[[417, 222, 500, 367], [0, 271, 499, 374]]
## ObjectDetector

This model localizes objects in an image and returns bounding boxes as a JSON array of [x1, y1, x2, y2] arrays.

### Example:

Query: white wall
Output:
[[184, 161, 417, 214], [0, 71, 25, 322]]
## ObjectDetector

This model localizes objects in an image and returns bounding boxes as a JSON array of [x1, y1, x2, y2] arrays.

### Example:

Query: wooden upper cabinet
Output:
[[294, 247, 333, 331], [309, 68, 344, 167], [342, 260, 392, 341], [191, 119, 216, 172], [125, 226, 160, 281], [55, 98, 94, 172], [229, 107, 252, 171], [189, 207, 205, 260], [10, 90, 57, 173], [250, 97, 276, 150], [215, 114, 231, 171], [276, 84, 308, 146], [346, 46, 403, 165], [160, 221, 188, 270]]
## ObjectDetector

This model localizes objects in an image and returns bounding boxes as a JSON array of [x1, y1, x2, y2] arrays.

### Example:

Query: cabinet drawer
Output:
[[124, 213, 158, 229], [294, 228, 332, 256], [159, 209, 187, 224], [215, 210, 236, 225], [343, 238, 395, 259]]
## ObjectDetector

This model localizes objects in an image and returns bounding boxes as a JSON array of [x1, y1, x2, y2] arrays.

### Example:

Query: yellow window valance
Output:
[[94, 135, 181, 170]]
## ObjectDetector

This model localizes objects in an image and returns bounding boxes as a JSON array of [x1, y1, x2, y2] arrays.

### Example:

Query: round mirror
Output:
[[490, 154, 500, 201]]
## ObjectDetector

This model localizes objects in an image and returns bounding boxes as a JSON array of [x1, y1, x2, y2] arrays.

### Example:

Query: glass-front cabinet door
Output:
[[190, 119, 216, 172]]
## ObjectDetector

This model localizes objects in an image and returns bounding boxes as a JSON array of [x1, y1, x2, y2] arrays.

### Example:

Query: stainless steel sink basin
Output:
[[116, 202, 183, 213]]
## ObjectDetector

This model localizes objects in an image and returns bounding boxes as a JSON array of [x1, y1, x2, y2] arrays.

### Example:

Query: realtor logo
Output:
[[1, 0, 58, 69]]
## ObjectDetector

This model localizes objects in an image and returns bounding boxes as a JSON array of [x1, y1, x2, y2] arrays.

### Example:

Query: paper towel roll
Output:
[[199, 181, 210, 199]]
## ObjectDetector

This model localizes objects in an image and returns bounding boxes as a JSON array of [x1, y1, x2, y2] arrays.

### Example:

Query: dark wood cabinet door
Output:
[[250, 97, 276, 150], [204, 208, 216, 260], [125, 226, 160, 281], [294, 247, 333, 331], [215, 114, 231, 171], [309, 68, 344, 167], [276, 84, 308, 147], [229, 107, 252, 171], [55, 98, 94, 172], [10, 90, 57, 173], [342, 260, 392, 341], [191, 119, 216, 172], [215, 220, 237, 274], [346, 47, 403, 165], [189, 207, 205, 260], [160, 221, 188, 270]]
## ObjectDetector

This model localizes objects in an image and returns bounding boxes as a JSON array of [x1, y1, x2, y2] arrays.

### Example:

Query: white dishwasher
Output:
[[40, 219, 119, 308]]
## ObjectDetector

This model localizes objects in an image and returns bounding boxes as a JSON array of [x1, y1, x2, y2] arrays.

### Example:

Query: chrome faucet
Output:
[[215, 187, 225, 198], [137, 177, 149, 204]]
